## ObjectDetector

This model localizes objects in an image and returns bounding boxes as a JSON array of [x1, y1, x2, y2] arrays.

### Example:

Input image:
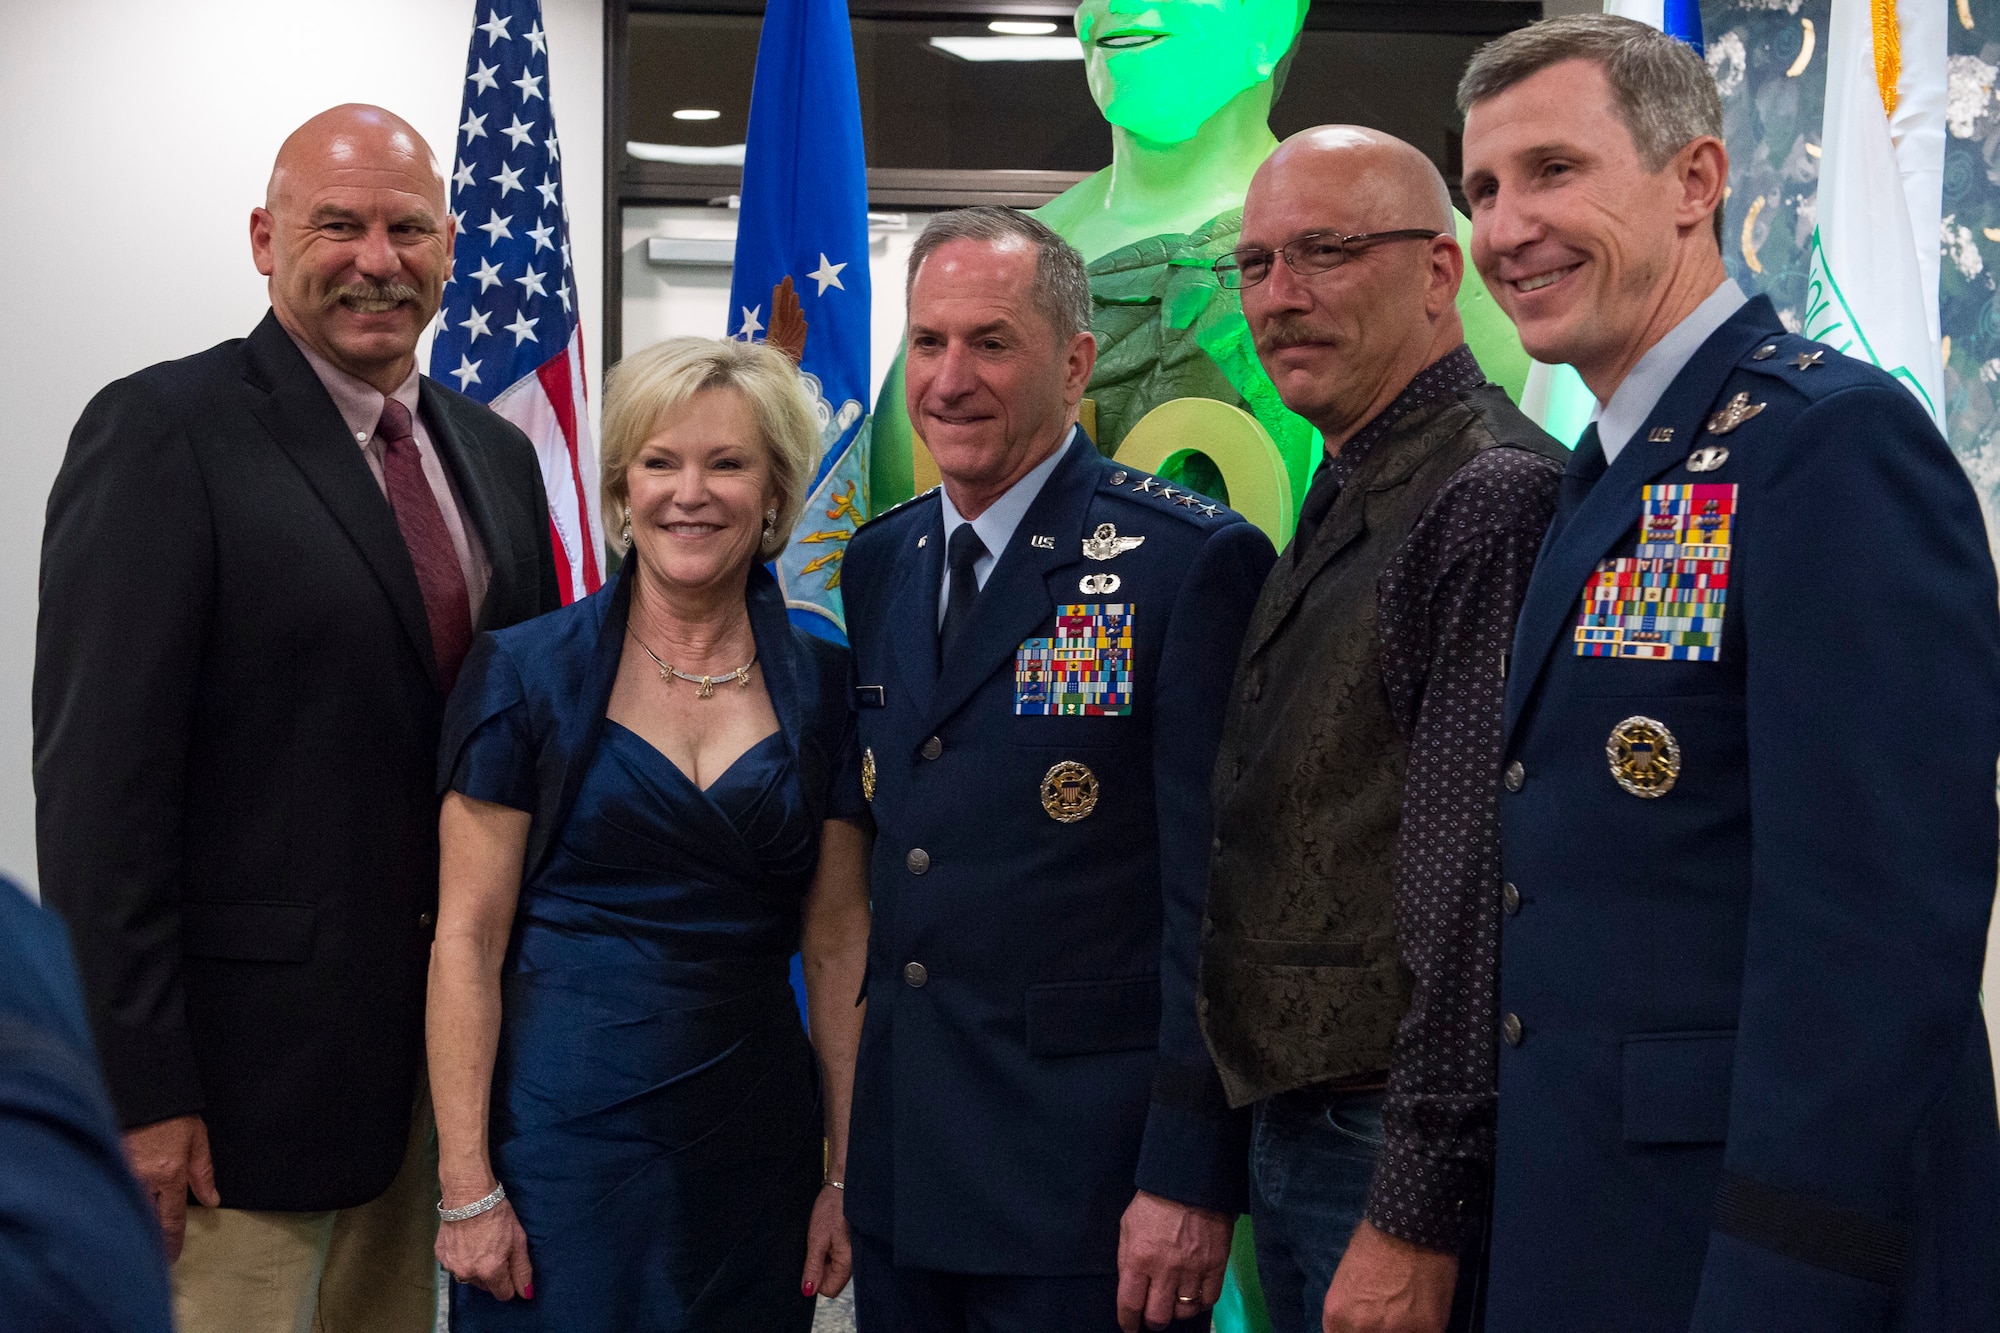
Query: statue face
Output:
[[1074, 0, 1305, 145]]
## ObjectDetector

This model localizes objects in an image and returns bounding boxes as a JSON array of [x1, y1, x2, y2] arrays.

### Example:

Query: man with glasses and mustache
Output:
[[1197, 126, 1563, 1333], [36, 105, 559, 1332]]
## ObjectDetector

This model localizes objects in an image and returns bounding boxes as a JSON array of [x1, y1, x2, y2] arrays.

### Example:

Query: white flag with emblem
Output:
[[1806, 0, 1947, 429]]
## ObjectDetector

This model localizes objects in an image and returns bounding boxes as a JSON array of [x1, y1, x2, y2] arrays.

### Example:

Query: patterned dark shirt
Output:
[[1296, 345, 1562, 1250]]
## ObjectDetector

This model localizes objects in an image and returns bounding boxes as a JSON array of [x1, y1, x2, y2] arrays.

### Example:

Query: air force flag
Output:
[[730, 0, 871, 642]]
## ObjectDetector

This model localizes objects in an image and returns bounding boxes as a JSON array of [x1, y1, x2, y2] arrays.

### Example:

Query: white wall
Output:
[[620, 204, 932, 408], [0, 0, 605, 890]]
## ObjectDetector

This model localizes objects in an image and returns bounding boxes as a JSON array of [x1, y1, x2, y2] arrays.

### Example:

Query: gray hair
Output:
[[1457, 14, 1724, 245], [906, 206, 1093, 343]]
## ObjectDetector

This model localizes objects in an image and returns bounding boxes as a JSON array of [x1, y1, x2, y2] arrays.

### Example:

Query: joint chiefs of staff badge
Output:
[[1040, 760, 1099, 822], [1606, 716, 1680, 798], [1082, 523, 1145, 561], [861, 747, 876, 803]]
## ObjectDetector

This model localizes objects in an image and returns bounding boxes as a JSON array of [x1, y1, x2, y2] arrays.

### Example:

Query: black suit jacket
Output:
[[34, 311, 561, 1211]]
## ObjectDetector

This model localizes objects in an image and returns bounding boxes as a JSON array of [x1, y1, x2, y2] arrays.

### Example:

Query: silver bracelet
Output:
[[824, 1178, 845, 1190], [438, 1182, 506, 1222]]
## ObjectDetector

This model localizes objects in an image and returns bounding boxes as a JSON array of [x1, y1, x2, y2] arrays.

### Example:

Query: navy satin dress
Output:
[[440, 562, 862, 1332]]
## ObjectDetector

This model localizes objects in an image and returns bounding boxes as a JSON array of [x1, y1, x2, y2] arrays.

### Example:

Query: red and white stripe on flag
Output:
[[490, 328, 604, 604]]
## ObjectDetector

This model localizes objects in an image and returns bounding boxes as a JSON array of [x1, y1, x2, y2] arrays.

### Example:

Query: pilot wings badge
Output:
[[1082, 523, 1145, 561], [1704, 392, 1765, 435]]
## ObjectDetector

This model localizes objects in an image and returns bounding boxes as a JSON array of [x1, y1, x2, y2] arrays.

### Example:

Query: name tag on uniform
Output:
[[1574, 484, 1736, 662], [853, 685, 886, 708], [1015, 604, 1134, 715]]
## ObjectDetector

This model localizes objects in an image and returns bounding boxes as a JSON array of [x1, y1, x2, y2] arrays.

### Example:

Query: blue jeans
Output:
[[1248, 1089, 1484, 1333]]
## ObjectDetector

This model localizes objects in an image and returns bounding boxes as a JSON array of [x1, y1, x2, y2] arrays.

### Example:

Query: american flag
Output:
[[430, 0, 603, 604]]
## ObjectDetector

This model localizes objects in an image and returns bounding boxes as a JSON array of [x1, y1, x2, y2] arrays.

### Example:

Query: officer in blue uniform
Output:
[[840, 209, 1275, 1332], [1459, 16, 2000, 1332], [0, 876, 173, 1331]]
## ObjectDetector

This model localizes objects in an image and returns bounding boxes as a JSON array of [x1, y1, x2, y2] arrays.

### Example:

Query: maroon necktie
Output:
[[376, 398, 471, 692]]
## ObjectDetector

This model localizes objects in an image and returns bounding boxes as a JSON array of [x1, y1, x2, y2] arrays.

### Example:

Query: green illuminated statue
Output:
[[869, 0, 1531, 515]]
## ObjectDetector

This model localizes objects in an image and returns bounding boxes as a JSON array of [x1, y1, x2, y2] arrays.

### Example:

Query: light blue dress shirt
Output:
[[1596, 279, 1749, 464], [935, 425, 1076, 627]]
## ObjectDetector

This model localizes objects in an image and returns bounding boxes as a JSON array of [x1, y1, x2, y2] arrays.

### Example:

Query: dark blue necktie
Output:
[[941, 523, 987, 653]]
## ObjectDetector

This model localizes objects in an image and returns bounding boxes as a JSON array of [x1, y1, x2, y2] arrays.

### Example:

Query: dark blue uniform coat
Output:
[[841, 431, 1275, 1274], [1489, 296, 2000, 1331], [0, 879, 172, 1332]]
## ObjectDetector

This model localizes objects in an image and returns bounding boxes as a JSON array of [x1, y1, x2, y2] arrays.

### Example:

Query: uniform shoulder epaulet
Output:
[[1737, 332, 1882, 403], [859, 485, 940, 529], [1095, 463, 1241, 528]]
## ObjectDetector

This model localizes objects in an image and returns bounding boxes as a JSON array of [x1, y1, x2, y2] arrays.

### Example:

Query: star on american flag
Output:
[[430, 0, 602, 605]]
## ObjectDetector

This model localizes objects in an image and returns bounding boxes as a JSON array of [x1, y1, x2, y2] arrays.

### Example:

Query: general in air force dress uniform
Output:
[[1488, 292, 2000, 1333], [839, 427, 1276, 1303]]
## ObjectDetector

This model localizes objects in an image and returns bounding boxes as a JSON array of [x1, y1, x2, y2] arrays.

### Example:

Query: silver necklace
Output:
[[630, 633, 756, 700]]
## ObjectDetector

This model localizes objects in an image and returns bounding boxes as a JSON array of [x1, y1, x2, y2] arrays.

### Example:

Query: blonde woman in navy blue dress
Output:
[[426, 337, 869, 1330]]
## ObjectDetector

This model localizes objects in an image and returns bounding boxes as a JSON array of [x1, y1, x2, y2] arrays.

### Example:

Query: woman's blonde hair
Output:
[[600, 336, 822, 561]]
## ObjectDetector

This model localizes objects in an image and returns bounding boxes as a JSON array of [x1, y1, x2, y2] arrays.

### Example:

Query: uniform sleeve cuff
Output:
[[1135, 1100, 1249, 1215], [94, 1025, 203, 1130]]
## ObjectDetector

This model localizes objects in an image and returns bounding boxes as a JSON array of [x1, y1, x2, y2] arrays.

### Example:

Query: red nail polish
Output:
[[523, 1283, 534, 1300], [803, 1281, 816, 1298]]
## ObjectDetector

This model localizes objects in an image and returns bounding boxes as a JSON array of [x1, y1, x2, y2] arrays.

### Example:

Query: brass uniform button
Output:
[[1501, 883, 1521, 916], [906, 848, 931, 875], [921, 736, 943, 760], [1502, 1013, 1524, 1047], [903, 962, 928, 988], [1503, 761, 1525, 792]]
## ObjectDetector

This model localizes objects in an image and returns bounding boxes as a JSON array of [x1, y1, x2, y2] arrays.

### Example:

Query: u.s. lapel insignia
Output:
[[1082, 523, 1145, 560], [1040, 760, 1100, 822], [1705, 392, 1765, 435], [1030, 534, 1055, 550], [1686, 445, 1729, 472], [1792, 349, 1826, 371], [862, 747, 877, 803], [1606, 716, 1680, 797], [1080, 572, 1121, 594], [1648, 427, 1675, 443]]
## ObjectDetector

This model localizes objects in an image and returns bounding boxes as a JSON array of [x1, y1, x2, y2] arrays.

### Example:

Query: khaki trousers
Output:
[[172, 1092, 439, 1333]]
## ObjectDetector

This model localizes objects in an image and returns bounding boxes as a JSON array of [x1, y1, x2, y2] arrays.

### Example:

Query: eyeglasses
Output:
[[1211, 229, 1444, 290]]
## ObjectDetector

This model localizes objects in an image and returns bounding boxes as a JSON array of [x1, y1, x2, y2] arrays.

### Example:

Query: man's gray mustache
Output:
[[327, 283, 423, 308]]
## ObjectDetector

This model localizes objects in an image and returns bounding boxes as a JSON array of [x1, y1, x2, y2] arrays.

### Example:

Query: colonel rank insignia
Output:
[[1015, 605, 1134, 715], [1574, 484, 1737, 661]]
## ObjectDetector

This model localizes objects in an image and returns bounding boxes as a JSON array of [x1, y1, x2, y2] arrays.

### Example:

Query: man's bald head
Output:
[[266, 104, 445, 216], [1237, 125, 1466, 448], [251, 105, 455, 394], [1254, 125, 1454, 237]]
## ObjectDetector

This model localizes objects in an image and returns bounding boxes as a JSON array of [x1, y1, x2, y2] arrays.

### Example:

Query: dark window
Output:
[[621, 2, 1535, 180]]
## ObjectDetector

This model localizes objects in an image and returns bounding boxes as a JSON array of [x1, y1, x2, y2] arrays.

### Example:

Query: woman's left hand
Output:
[[800, 1184, 852, 1300]]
